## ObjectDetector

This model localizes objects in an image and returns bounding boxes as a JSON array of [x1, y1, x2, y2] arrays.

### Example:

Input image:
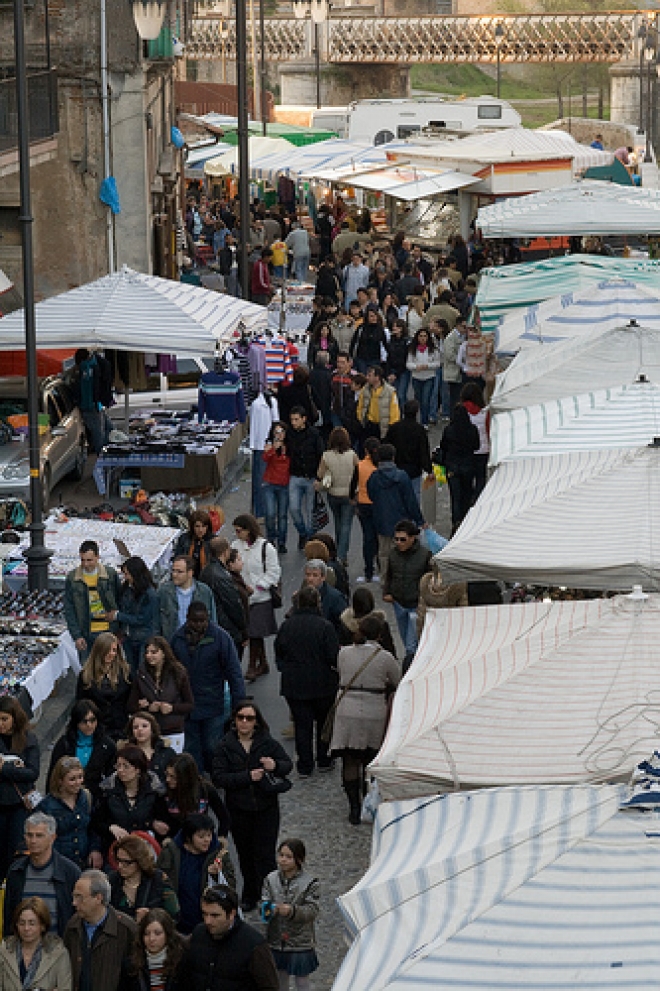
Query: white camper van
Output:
[[310, 96, 521, 145]]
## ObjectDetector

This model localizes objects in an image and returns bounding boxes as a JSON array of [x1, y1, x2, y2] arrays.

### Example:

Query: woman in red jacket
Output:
[[262, 421, 290, 554]]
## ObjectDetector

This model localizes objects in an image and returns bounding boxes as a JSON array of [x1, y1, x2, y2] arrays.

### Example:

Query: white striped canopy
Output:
[[370, 594, 660, 799], [477, 180, 660, 237], [203, 136, 293, 177], [496, 278, 660, 352], [334, 784, 660, 991], [0, 266, 267, 357], [434, 446, 660, 590], [490, 381, 660, 463], [491, 323, 660, 412]]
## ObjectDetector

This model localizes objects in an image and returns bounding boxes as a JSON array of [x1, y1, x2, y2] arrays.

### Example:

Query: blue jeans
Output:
[[251, 450, 267, 519], [394, 370, 411, 411], [357, 503, 378, 579], [411, 475, 421, 504], [430, 367, 447, 421], [288, 475, 315, 538], [328, 494, 354, 562], [262, 482, 289, 547], [393, 600, 418, 663], [82, 409, 109, 454], [412, 376, 435, 426], [293, 254, 310, 281], [185, 711, 228, 774]]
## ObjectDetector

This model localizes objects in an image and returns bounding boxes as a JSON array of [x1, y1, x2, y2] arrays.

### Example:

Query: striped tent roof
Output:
[[491, 323, 660, 412], [370, 594, 660, 799], [434, 445, 660, 590], [334, 784, 660, 991], [490, 380, 660, 463], [496, 278, 660, 352], [0, 266, 267, 357], [474, 254, 660, 337]]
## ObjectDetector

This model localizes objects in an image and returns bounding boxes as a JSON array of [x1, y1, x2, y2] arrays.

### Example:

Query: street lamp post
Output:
[[260, 0, 267, 135], [236, 0, 251, 299], [13, 0, 52, 589], [293, 0, 330, 109], [639, 20, 647, 134], [645, 32, 655, 162], [494, 22, 504, 101]]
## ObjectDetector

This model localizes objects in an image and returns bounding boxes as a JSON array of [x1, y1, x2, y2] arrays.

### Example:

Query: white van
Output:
[[311, 96, 521, 146]]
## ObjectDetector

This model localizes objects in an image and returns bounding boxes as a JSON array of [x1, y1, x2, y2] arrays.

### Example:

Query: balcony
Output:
[[0, 68, 59, 155]]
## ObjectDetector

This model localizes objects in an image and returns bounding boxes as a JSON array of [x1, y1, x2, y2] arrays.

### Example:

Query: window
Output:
[[477, 106, 503, 120], [46, 393, 62, 428], [397, 124, 421, 139]]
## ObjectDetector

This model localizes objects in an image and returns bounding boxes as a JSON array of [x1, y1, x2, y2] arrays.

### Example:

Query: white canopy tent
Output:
[[370, 593, 660, 799], [496, 278, 660, 352], [491, 380, 660, 463], [491, 322, 660, 412], [203, 136, 293, 177], [433, 445, 660, 590], [0, 266, 268, 357], [344, 165, 478, 201], [477, 180, 660, 237], [334, 784, 660, 991]]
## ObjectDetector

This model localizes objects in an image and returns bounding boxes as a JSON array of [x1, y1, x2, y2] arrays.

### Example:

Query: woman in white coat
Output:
[[0, 896, 72, 991], [232, 513, 282, 683]]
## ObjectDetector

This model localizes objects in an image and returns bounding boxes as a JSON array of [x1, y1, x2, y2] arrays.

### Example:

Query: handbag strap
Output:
[[334, 645, 381, 711]]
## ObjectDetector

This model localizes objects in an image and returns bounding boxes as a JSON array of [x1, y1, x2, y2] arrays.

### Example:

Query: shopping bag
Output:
[[360, 777, 380, 824], [312, 491, 329, 532], [421, 527, 448, 555]]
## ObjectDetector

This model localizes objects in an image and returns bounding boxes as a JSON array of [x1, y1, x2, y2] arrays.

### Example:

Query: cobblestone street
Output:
[[42, 422, 450, 988]]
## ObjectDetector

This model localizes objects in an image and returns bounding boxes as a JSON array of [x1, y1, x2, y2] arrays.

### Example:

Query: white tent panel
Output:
[[346, 166, 478, 199], [370, 594, 660, 800], [433, 446, 660, 590], [0, 266, 267, 356], [477, 181, 660, 237], [491, 323, 660, 412], [491, 381, 660, 463], [203, 136, 293, 177], [496, 278, 660, 352], [334, 784, 660, 991]]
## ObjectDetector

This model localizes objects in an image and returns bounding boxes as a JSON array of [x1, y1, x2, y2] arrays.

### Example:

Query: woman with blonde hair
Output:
[[0, 896, 71, 991], [37, 756, 99, 869], [75, 632, 131, 740]]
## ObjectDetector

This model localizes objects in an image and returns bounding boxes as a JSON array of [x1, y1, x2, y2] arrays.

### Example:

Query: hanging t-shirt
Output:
[[83, 572, 109, 634]]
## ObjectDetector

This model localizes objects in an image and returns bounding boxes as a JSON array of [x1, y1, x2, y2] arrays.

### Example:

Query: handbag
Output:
[[258, 771, 293, 795], [261, 540, 283, 610], [321, 645, 382, 744], [13, 782, 43, 811], [312, 491, 329, 532]]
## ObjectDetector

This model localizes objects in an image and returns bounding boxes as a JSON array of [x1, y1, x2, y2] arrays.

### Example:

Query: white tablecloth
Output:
[[21, 631, 79, 711]]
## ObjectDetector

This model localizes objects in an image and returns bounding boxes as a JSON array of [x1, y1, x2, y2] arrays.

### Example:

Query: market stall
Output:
[[370, 592, 660, 800], [0, 590, 78, 715], [333, 783, 660, 991], [3, 514, 180, 590]]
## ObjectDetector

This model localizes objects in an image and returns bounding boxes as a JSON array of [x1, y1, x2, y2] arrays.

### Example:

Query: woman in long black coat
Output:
[[212, 700, 292, 913]]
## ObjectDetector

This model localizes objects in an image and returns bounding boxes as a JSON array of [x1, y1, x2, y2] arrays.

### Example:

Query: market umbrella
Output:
[[495, 278, 660, 353], [0, 265, 268, 357], [490, 379, 660, 464], [491, 322, 660, 412], [333, 784, 660, 991], [433, 444, 660, 590], [370, 592, 660, 799]]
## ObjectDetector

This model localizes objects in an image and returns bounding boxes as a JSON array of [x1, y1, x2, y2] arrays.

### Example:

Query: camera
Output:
[[260, 900, 276, 922]]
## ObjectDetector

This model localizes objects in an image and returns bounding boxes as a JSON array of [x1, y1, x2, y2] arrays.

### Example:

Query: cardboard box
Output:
[[119, 476, 141, 500]]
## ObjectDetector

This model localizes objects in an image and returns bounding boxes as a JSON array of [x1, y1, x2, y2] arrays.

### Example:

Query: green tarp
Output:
[[221, 122, 337, 147], [582, 157, 633, 186]]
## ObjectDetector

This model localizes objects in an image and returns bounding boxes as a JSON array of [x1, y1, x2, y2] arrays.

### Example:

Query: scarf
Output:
[[76, 730, 94, 769], [146, 948, 168, 991], [18, 943, 42, 990]]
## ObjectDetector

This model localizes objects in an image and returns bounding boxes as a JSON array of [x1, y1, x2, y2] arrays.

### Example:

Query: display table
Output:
[[268, 285, 315, 334], [23, 631, 79, 712], [141, 421, 245, 491], [4, 515, 180, 589]]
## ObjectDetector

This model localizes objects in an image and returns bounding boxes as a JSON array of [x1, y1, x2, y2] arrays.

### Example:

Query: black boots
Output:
[[345, 781, 362, 825]]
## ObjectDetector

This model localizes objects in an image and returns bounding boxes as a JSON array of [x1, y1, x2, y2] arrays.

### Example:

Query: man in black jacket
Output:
[[382, 519, 432, 672], [385, 399, 433, 504], [186, 886, 278, 991], [286, 406, 324, 550], [274, 586, 339, 778], [4, 812, 81, 937], [200, 536, 248, 652]]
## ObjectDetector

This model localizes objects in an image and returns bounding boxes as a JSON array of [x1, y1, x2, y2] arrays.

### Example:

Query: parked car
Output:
[[107, 357, 214, 420], [0, 375, 86, 508]]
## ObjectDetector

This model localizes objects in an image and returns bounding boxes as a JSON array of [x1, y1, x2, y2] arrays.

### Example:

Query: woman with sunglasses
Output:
[[107, 834, 179, 923], [46, 700, 116, 801], [212, 701, 292, 913], [37, 755, 101, 869]]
